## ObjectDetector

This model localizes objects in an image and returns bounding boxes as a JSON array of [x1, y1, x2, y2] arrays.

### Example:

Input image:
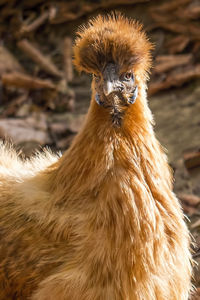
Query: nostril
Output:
[[118, 84, 124, 93]]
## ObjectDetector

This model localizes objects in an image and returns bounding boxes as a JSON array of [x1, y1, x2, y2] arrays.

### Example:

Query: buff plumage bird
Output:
[[0, 13, 192, 300]]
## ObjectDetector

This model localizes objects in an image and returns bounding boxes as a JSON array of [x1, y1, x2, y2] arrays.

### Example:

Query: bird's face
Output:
[[93, 63, 138, 126]]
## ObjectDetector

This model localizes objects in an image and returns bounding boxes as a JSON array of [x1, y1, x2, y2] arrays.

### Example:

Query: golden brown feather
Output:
[[0, 13, 192, 300]]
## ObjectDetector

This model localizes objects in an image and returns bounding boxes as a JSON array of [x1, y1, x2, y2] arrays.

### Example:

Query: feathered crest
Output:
[[73, 12, 153, 79]]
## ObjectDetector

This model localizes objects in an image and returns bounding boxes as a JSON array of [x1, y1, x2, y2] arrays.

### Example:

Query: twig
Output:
[[2, 72, 56, 90], [49, 0, 149, 24], [178, 194, 200, 207], [165, 35, 190, 54], [150, 0, 191, 13], [17, 39, 63, 77], [149, 64, 200, 95], [63, 37, 73, 82], [20, 11, 49, 33], [183, 150, 200, 169], [0, 45, 24, 75], [154, 54, 193, 73], [191, 219, 200, 229], [174, 5, 200, 20], [148, 21, 200, 40], [1, 93, 28, 117]]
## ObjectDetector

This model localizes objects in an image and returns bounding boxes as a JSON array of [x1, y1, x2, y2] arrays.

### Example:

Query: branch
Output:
[[2, 72, 56, 90], [183, 150, 200, 169], [20, 11, 49, 33], [165, 35, 190, 54], [148, 64, 200, 95], [154, 54, 193, 73], [17, 39, 63, 77], [63, 37, 73, 82]]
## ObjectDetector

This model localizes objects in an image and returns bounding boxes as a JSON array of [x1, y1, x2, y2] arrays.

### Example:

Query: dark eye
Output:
[[123, 72, 133, 81], [93, 74, 100, 81]]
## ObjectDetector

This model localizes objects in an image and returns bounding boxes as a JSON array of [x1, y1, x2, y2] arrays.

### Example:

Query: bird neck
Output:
[[49, 83, 172, 203], [87, 82, 154, 137]]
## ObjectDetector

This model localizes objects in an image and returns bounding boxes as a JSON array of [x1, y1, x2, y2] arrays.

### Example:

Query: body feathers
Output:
[[0, 13, 192, 300]]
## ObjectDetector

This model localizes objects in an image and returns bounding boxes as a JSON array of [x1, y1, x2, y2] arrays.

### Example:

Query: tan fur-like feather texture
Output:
[[0, 13, 192, 300], [73, 13, 152, 79]]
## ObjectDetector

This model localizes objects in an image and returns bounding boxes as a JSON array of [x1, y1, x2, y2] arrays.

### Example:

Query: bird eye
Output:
[[93, 74, 100, 81], [123, 72, 133, 81]]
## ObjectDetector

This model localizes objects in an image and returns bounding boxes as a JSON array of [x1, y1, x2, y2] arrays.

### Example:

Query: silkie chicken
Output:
[[0, 13, 192, 300]]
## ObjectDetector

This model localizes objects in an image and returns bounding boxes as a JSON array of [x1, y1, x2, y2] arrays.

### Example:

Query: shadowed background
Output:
[[0, 0, 200, 297]]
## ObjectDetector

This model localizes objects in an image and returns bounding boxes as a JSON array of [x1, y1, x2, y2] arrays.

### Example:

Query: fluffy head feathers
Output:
[[73, 13, 153, 79]]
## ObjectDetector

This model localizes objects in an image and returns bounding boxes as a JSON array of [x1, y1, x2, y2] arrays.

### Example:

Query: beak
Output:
[[103, 80, 115, 96]]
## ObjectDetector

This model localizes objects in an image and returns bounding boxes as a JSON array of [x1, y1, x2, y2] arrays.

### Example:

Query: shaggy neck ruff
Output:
[[41, 12, 192, 299], [53, 83, 166, 192], [46, 83, 191, 299]]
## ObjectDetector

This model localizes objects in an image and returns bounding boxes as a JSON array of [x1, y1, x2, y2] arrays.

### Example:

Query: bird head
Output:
[[73, 13, 153, 126]]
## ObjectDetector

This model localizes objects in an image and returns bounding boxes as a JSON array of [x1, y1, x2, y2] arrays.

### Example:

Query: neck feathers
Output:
[[51, 82, 170, 202]]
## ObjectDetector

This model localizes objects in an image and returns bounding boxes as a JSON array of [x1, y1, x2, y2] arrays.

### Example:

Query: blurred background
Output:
[[0, 0, 200, 297]]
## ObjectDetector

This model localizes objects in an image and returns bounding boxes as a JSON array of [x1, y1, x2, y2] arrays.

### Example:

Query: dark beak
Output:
[[103, 80, 115, 96], [102, 63, 119, 96]]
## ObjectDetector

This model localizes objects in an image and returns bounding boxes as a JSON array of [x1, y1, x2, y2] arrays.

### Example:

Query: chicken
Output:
[[0, 13, 192, 300]]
